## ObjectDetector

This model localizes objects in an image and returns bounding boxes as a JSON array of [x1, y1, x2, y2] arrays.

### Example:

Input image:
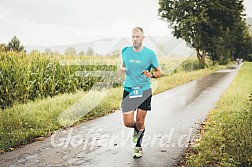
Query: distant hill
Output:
[[25, 35, 194, 57]]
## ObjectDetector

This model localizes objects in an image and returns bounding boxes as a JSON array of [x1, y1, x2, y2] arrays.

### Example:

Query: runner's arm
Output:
[[118, 63, 126, 76], [142, 66, 162, 78], [152, 66, 162, 78]]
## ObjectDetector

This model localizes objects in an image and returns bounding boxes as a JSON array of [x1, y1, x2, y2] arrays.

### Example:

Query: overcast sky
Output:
[[0, 0, 252, 46]]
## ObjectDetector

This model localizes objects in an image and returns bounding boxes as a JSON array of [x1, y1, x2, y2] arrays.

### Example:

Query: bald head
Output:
[[132, 27, 144, 35]]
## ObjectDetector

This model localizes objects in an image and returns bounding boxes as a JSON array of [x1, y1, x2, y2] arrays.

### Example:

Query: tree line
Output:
[[158, 0, 252, 67], [0, 36, 121, 57], [37, 47, 95, 56], [0, 36, 96, 56], [0, 36, 25, 53]]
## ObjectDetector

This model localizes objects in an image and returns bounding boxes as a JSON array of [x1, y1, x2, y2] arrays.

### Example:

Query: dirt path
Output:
[[0, 65, 241, 167]]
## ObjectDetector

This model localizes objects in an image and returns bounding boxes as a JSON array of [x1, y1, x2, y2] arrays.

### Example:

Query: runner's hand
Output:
[[118, 67, 126, 76], [141, 70, 152, 78]]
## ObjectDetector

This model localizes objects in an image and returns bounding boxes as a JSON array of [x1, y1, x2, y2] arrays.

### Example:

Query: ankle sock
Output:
[[133, 121, 139, 133]]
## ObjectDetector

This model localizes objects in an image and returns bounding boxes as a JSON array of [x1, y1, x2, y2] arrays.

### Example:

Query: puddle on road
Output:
[[184, 72, 229, 106], [226, 66, 237, 70]]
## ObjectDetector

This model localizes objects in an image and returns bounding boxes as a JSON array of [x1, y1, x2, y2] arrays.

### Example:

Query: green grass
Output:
[[185, 62, 252, 166], [0, 59, 230, 152], [0, 88, 122, 151]]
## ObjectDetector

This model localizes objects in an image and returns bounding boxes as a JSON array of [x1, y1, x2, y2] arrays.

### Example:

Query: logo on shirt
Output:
[[129, 59, 141, 64]]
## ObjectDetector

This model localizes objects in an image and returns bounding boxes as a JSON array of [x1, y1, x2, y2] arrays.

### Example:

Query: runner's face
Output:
[[132, 30, 144, 49]]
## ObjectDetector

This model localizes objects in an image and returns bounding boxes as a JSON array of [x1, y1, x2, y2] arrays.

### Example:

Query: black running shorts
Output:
[[121, 88, 152, 113]]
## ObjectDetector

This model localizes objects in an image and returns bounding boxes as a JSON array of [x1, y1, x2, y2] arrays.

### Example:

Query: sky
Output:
[[0, 0, 252, 46]]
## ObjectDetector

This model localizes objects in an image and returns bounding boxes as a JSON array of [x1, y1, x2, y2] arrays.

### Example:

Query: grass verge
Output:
[[185, 62, 252, 166], [0, 62, 229, 152]]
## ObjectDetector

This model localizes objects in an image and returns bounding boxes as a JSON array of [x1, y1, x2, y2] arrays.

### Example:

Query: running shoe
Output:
[[133, 146, 143, 158]]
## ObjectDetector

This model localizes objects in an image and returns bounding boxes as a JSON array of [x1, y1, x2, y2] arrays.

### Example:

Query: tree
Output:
[[44, 48, 54, 56], [204, 0, 246, 64], [159, 0, 208, 67], [86, 47, 94, 56], [79, 50, 86, 56], [6, 36, 25, 52], [64, 47, 77, 56], [229, 18, 252, 61], [158, 0, 246, 66]]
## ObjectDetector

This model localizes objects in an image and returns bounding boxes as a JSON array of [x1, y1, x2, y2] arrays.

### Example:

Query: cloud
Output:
[[0, 0, 170, 45], [0, 0, 131, 27]]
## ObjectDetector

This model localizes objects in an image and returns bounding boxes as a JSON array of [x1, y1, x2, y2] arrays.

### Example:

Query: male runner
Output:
[[118, 27, 162, 158]]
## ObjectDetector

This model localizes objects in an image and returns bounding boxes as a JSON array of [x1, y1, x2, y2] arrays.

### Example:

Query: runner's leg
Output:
[[136, 109, 147, 147], [123, 111, 135, 128]]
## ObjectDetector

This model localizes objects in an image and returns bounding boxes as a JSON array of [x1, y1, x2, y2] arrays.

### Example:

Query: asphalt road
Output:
[[0, 65, 241, 167]]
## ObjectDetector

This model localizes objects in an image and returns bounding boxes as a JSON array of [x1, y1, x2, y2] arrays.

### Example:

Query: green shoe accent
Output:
[[132, 130, 138, 143], [133, 147, 143, 158]]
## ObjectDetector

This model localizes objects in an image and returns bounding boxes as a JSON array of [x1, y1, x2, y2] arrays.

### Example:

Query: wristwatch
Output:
[[151, 72, 155, 78]]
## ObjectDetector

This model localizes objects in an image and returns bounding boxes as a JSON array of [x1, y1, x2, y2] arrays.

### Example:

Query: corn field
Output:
[[0, 52, 120, 109], [0, 51, 201, 110]]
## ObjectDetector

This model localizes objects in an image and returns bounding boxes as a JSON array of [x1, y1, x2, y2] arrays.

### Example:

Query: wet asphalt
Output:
[[0, 65, 241, 167]]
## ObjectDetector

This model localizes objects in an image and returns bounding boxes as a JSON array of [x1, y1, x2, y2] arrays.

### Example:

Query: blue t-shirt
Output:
[[121, 46, 159, 91]]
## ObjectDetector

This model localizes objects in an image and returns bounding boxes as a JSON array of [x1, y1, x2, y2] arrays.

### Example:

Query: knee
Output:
[[136, 120, 144, 127], [124, 121, 134, 128]]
